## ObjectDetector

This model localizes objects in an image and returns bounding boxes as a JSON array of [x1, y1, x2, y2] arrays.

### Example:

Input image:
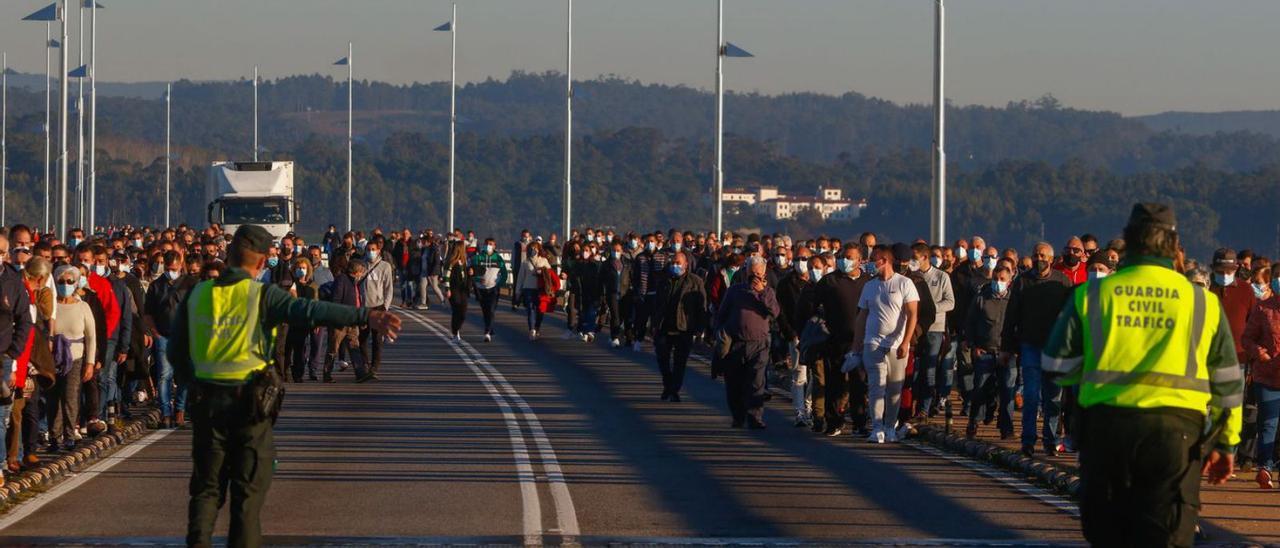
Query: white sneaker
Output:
[[484, 333, 493, 342], [866, 426, 885, 444], [529, 330, 538, 341], [416, 304, 428, 310], [632, 342, 642, 352], [580, 333, 589, 342], [337, 359, 350, 372], [610, 338, 621, 348], [587, 333, 596, 342], [453, 332, 462, 342]]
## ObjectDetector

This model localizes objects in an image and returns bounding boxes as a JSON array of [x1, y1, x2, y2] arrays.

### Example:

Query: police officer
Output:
[[1042, 203, 1243, 547], [171, 225, 402, 548]]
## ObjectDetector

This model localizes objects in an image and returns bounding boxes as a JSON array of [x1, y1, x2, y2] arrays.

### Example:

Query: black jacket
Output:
[[0, 265, 32, 360], [776, 271, 811, 341], [328, 273, 361, 307], [1001, 268, 1073, 352], [813, 272, 867, 344], [966, 283, 1011, 352], [602, 255, 633, 297], [951, 264, 990, 339], [906, 270, 938, 344], [574, 260, 605, 304], [655, 272, 707, 335]]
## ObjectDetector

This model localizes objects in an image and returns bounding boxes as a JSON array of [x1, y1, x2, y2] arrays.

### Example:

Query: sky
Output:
[[1, 0, 1277, 115]]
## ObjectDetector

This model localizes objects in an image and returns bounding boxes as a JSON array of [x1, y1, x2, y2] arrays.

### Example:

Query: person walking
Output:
[[419, 235, 446, 310], [653, 251, 706, 402], [852, 244, 920, 443], [323, 259, 365, 383], [602, 240, 634, 348], [0, 236, 33, 479], [173, 225, 401, 548], [1042, 203, 1243, 547], [357, 239, 395, 382], [519, 241, 552, 339], [50, 265, 95, 450], [469, 238, 508, 342], [143, 251, 192, 428], [964, 264, 1015, 439], [1241, 267, 1280, 489], [285, 258, 319, 382], [445, 244, 472, 340], [715, 256, 780, 429]]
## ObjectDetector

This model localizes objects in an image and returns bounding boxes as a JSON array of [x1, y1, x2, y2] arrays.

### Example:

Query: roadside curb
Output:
[[914, 424, 1082, 499], [0, 407, 162, 506]]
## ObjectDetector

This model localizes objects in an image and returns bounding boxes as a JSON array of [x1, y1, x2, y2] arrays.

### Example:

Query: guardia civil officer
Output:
[[1042, 203, 1243, 547], [171, 225, 402, 548]]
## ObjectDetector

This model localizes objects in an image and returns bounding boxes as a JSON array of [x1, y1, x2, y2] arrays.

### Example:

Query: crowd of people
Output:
[[0, 219, 1273, 493]]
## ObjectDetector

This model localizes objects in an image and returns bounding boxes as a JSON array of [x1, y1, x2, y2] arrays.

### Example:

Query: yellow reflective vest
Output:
[[186, 278, 275, 384], [1041, 257, 1244, 447]]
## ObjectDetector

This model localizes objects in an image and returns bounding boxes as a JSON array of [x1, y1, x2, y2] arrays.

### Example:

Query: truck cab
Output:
[[208, 161, 297, 240]]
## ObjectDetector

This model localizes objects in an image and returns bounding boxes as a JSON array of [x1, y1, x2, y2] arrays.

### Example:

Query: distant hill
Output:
[[5, 71, 169, 100], [1136, 110, 1280, 139]]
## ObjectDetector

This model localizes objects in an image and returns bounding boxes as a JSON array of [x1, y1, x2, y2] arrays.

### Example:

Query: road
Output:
[[0, 304, 1087, 546]]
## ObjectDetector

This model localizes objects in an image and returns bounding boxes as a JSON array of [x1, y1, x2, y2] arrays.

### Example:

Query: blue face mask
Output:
[[672, 242, 683, 252], [930, 256, 943, 268], [993, 280, 1008, 293], [812, 269, 824, 283], [56, 283, 77, 298], [670, 264, 685, 276], [484, 244, 495, 254], [68, 238, 81, 248], [836, 258, 856, 274], [295, 268, 309, 279], [611, 251, 621, 259], [645, 242, 656, 252], [983, 256, 998, 270], [1253, 282, 1268, 299], [970, 248, 983, 262], [1213, 273, 1235, 287], [955, 247, 966, 261], [268, 257, 279, 268]]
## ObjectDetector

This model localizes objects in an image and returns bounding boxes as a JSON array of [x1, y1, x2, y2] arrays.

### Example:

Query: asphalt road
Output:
[[0, 303, 1088, 546]]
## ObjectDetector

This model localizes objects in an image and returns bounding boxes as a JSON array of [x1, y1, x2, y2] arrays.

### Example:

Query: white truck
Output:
[[207, 161, 298, 239]]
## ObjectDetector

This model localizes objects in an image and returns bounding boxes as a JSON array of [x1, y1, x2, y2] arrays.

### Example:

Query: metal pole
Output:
[[59, 0, 68, 238], [253, 65, 258, 161], [89, 0, 97, 232], [165, 82, 171, 227], [714, 0, 724, 237], [45, 23, 52, 232], [76, 3, 84, 229], [2, 52, 7, 227], [564, 0, 572, 242], [448, 3, 456, 233], [346, 41, 352, 232], [930, 0, 947, 245]]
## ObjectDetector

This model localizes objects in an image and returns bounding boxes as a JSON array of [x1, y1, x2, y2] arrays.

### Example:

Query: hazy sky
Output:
[[1, 0, 1276, 115]]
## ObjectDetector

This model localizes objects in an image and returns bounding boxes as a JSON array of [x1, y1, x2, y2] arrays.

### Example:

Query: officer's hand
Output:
[[1202, 449, 1235, 485], [367, 310, 403, 342]]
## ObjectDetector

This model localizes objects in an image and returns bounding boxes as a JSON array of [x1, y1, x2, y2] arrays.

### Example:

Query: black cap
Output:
[[231, 225, 273, 255], [1212, 248, 1237, 266], [892, 242, 913, 263], [1125, 203, 1177, 232]]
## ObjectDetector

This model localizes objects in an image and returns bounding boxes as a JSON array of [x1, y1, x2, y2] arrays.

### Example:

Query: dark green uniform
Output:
[[171, 266, 368, 548]]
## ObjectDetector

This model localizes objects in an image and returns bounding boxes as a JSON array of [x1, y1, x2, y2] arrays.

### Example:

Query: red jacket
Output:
[[87, 272, 121, 339], [1053, 261, 1087, 286], [1211, 278, 1257, 363], [1242, 296, 1280, 389]]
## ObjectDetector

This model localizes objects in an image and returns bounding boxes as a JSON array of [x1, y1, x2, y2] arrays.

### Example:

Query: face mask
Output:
[[268, 257, 280, 268], [908, 259, 920, 272], [1035, 259, 1050, 272], [133, 240, 143, 248], [673, 242, 683, 252], [1064, 255, 1081, 267], [971, 248, 984, 262], [1213, 273, 1235, 287], [955, 247, 966, 261], [836, 258, 856, 274], [357, 239, 368, 250], [794, 259, 809, 274], [295, 268, 309, 279], [984, 256, 998, 270], [775, 255, 788, 268], [582, 251, 591, 260], [77, 277, 89, 289], [1088, 271, 1109, 282], [645, 242, 656, 252], [93, 265, 109, 277], [522, 236, 531, 244], [811, 269, 824, 283], [295, 246, 305, 255], [56, 283, 77, 298], [611, 251, 621, 259], [930, 256, 942, 268], [484, 244, 495, 254], [68, 238, 81, 248], [670, 264, 685, 276], [1253, 282, 1268, 299], [119, 262, 132, 273], [628, 239, 639, 250], [167, 270, 181, 281], [993, 280, 1008, 293], [862, 262, 877, 276], [586, 234, 595, 242]]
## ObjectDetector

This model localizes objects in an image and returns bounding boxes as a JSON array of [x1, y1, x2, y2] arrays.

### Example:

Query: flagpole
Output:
[[165, 82, 171, 227], [59, 0, 69, 238], [253, 65, 258, 161], [564, 0, 572, 242], [346, 41, 352, 232], [76, 2, 84, 229], [45, 23, 52, 231], [930, 0, 946, 245], [714, 0, 724, 237], [88, 0, 97, 232], [447, 3, 456, 233]]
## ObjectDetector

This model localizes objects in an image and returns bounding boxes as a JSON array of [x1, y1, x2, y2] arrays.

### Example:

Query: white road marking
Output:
[[0, 428, 177, 531], [905, 441, 1080, 517], [401, 309, 552, 545]]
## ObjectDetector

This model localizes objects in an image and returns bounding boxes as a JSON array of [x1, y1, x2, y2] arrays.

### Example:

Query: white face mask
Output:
[[93, 265, 109, 277], [166, 270, 181, 281]]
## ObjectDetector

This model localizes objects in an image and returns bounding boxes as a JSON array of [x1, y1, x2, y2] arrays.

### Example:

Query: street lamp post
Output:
[[564, 0, 572, 242], [930, 0, 946, 245], [713, 0, 752, 237], [165, 83, 171, 227], [334, 44, 353, 231], [434, 6, 457, 233]]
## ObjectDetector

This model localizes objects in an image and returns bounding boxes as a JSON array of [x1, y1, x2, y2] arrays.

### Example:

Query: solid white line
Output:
[[455, 336, 582, 539], [0, 428, 177, 531], [905, 441, 1080, 517], [401, 309, 543, 545]]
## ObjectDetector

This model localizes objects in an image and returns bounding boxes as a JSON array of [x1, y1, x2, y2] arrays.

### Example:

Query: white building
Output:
[[722, 186, 866, 221]]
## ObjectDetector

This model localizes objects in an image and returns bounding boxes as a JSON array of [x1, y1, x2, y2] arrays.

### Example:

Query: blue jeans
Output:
[[99, 339, 121, 418], [914, 332, 950, 414], [1020, 343, 1061, 450], [970, 353, 1016, 434], [154, 335, 189, 419], [401, 277, 418, 307], [578, 302, 599, 335], [1255, 383, 1280, 471], [522, 289, 544, 331]]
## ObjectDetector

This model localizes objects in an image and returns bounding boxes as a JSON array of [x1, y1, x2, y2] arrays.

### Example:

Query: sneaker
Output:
[[484, 333, 493, 342], [610, 338, 621, 348], [885, 427, 899, 443], [74, 428, 85, 440], [1257, 468, 1274, 489], [453, 332, 462, 342], [529, 330, 538, 341], [632, 342, 642, 352], [587, 333, 595, 342], [825, 426, 846, 437], [867, 430, 886, 444], [337, 360, 350, 372], [416, 304, 428, 310], [580, 333, 589, 342]]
